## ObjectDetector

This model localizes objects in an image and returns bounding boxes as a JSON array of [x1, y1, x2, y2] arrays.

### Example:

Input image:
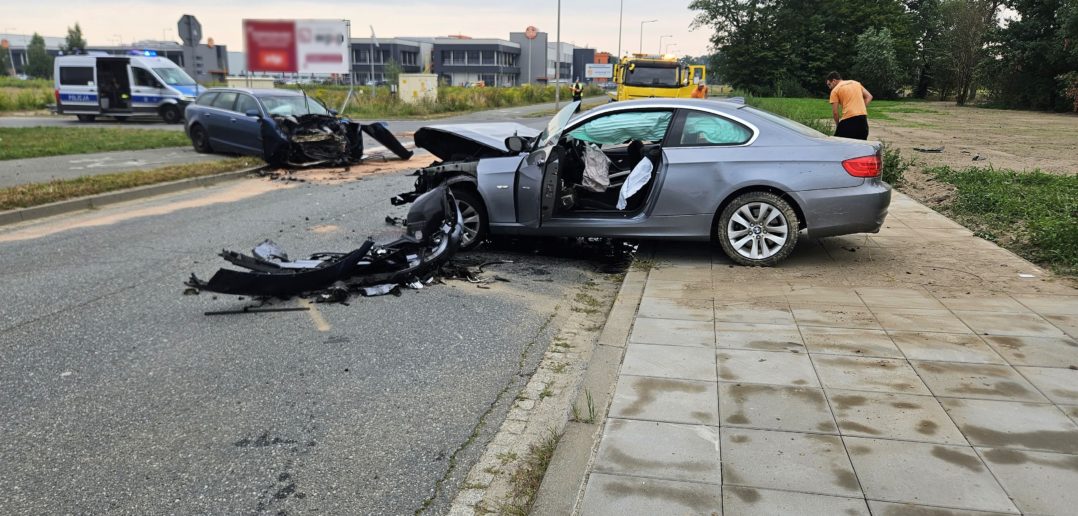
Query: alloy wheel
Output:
[[726, 201, 790, 260]]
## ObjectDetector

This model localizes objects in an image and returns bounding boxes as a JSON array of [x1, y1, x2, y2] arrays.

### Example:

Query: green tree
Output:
[[944, 0, 1001, 105], [853, 28, 904, 98], [0, 46, 12, 76], [986, 0, 1078, 110], [25, 33, 53, 79], [383, 58, 402, 84], [63, 23, 87, 54]]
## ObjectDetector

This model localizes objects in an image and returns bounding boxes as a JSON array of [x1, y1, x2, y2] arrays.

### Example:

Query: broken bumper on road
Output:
[[187, 186, 463, 298], [261, 114, 414, 169]]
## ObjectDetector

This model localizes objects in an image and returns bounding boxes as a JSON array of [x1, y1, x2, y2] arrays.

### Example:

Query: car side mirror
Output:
[[245, 109, 261, 118], [505, 135, 526, 154], [328, 109, 339, 116]]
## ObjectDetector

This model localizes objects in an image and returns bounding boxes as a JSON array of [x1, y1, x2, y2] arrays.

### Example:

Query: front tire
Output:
[[160, 104, 181, 124], [451, 187, 488, 251], [76, 114, 96, 123], [718, 191, 799, 267], [189, 124, 213, 153]]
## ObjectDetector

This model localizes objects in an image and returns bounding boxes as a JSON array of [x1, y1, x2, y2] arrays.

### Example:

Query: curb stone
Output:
[[0, 165, 265, 226]]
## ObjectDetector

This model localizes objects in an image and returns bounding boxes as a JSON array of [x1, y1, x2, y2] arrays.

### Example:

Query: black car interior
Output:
[[552, 138, 661, 214]]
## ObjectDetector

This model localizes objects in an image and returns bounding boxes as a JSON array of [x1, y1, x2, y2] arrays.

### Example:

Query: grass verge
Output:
[[502, 429, 561, 516], [0, 127, 191, 161], [926, 166, 1077, 276], [0, 157, 261, 211], [742, 95, 939, 123]]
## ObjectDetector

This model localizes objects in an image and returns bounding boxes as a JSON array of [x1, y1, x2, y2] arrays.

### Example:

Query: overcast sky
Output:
[[3, 0, 714, 56]]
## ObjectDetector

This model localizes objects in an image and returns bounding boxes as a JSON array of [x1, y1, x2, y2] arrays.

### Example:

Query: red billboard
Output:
[[244, 20, 298, 73]]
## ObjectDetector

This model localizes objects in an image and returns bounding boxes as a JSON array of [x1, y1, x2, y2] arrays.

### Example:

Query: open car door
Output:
[[515, 101, 579, 227]]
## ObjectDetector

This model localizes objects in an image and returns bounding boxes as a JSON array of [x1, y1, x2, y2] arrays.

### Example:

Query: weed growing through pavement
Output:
[[501, 428, 561, 516], [570, 389, 598, 424], [539, 382, 554, 400]]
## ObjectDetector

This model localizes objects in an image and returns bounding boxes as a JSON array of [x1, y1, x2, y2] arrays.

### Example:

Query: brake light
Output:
[[842, 155, 881, 177]]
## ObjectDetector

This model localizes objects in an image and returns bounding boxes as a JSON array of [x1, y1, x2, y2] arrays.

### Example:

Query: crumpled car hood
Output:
[[414, 123, 540, 161]]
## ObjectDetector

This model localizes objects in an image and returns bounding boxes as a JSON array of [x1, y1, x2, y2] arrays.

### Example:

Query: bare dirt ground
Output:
[[871, 101, 1078, 175]]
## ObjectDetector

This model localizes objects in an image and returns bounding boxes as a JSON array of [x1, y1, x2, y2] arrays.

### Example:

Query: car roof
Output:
[[584, 98, 747, 117], [199, 87, 307, 97]]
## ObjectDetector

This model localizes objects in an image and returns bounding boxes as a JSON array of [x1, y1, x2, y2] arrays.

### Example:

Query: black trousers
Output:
[[835, 115, 869, 140]]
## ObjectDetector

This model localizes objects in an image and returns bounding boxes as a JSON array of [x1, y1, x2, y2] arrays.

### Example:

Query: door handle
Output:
[[229, 118, 237, 123]]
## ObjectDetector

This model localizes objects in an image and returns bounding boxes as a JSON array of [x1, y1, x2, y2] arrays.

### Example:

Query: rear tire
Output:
[[160, 104, 181, 124], [717, 191, 799, 267], [189, 124, 213, 154], [76, 114, 96, 122], [451, 187, 488, 251]]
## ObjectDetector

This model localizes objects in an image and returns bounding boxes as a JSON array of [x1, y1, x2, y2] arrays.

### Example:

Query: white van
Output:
[[54, 52, 202, 123]]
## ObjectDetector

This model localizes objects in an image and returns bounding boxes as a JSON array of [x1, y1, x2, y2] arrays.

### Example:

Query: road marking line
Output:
[[298, 299, 331, 332]]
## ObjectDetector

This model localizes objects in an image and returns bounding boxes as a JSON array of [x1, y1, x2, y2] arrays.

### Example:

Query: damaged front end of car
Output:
[[261, 114, 413, 169], [186, 185, 462, 298]]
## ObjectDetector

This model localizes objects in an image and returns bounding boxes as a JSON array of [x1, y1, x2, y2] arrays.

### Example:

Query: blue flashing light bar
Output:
[[128, 49, 158, 57]]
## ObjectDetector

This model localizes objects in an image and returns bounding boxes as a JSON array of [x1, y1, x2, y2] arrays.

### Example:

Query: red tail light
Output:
[[54, 88, 60, 104], [842, 155, 881, 177]]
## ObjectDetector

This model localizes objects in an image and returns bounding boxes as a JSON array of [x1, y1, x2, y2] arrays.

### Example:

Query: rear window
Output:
[[742, 106, 826, 139], [195, 92, 219, 106], [59, 67, 94, 86]]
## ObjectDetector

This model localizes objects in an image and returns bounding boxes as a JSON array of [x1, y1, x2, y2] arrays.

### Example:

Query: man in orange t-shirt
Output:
[[826, 71, 873, 139]]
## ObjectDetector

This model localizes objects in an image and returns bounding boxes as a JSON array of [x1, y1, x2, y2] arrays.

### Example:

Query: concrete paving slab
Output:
[[984, 335, 1078, 368], [934, 293, 1033, 313], [856, 287, 946, 310], [874, 309, 974, 334], [718, 383, 836, 434], [800, 327, 904, 359], [716, 349, 819, 387], [637, 297, 713, 322], [1066, 406, 1078, 424], [828, 390, 966, 444], [1010, 294, 1078, 316], [1014, 366, 1078, 405], [621, 343, 718, 382], [844, 438, 1018, 513], [609, 375, 719, 426], [642, 279, 715, 301], [792, 305, 883, 330], [1042, 313, 1078, 338], [977, 447, 1078, 515], [786, 287, 865, 307], [579, 473, 723, 516], [714, 322, 805, 352], [954, 311, 1066, 338], [889, 332, 1005, 364], [714, 300, 795, 325], [939, 398, 1078, 454], [647, 267, 715, 283], [868, 500, 1016, 516], [722, 486, 869, 515], [628, 317, 715, 348], [812, 355, 931, 395], [720, 428, 861, 497], [911, 361, 1048, 402], [593, 419, 721, 484]]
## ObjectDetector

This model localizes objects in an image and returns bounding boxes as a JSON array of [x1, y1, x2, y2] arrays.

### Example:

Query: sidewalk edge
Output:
[[531, 262, 650, 516]]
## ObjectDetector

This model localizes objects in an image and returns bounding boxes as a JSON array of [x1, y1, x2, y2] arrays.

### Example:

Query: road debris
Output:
[[913, 146, 945, 153]]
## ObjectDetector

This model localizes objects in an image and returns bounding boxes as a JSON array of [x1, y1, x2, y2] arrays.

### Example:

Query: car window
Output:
[[567, 110, 673, 146], [678, 111, 753, 146], [211, 92, 238, 111], [195, 92, 219, 106], [59, 67, 94, 86], [234, 94, 260, 115], [259, 95, 330, 117], [742, 106, 826, 139], [131, 67, 161, 88]]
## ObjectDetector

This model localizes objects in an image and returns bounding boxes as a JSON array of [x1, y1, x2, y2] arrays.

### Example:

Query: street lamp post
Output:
[[658, 34, 672, 55], [617, 0, 624, 60], [555, 0, 561, 110], [665, 43, 678, 54], [638, 19, 657, 55]]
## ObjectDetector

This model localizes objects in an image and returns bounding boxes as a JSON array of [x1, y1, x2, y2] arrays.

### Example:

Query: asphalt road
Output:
[[0, 168, 614, 514]]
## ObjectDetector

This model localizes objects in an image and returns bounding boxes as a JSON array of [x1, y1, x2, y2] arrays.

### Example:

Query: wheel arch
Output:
[[710, 185, 807, 240]]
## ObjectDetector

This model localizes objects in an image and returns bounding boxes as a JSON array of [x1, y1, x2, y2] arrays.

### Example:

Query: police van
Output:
[[54, 51, 201, 123]]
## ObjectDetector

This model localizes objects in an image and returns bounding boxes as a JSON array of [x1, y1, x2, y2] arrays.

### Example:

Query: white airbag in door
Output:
[[617, 158, 654, 210], [581, 144, 611, 193]]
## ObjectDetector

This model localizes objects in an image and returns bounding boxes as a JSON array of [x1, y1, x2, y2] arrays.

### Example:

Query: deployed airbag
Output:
[[581, 144, 611, 193], [568, 111, 673, 145], [617, 158, 654, 210]]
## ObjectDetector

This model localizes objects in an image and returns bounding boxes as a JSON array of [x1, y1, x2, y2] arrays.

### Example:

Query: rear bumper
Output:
[[798, 180, 892, 239]]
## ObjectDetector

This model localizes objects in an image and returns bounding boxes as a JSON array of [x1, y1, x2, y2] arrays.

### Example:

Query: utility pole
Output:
[[639, 19, 656, 55], [369, 25, 378, 97], [555, 0, 561, 110]]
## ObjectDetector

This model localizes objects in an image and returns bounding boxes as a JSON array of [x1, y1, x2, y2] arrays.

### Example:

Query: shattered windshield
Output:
[[536, 101, 580, 148], [261, 95, 331, 117], [153, 67, 197, 86]]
